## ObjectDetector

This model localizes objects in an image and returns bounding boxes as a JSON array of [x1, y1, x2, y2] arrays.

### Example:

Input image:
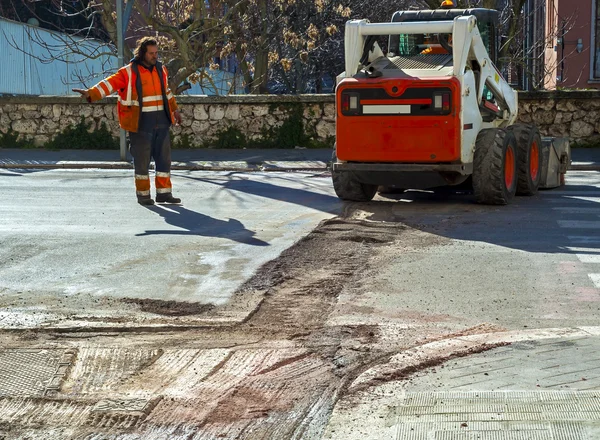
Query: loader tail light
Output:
[[342, 94, 350, 112], [340, 92, 360, 115], [433, 92, 451, 113], [442, 92, 450, 112]]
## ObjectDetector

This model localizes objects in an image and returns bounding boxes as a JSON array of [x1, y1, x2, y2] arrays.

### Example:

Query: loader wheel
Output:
[[473, 128, 518, 205], [332, 163, 377, 202], [507, 124, 542, 196], [378, 185, 405, 195]]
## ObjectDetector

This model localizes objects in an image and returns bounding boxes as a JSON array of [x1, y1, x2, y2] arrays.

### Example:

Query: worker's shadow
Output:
[[136, 205, 269, 246]]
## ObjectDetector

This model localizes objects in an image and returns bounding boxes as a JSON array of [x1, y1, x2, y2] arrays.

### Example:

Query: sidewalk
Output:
[[568, 148, 600, 171], [1, 147, 598, 171], [0, 148, 333, 171], [324, 327, 600, 440]]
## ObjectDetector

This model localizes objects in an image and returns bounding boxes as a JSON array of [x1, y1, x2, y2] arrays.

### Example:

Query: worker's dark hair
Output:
[[134, 37, 158, 62]]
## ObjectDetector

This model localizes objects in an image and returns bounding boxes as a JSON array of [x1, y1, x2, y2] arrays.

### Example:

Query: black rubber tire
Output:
[[472, 128, 518, 205], [507, 124, 542, 196], [331, 156, 377, 201], [328, 146, 336, 171], [377, 186, 405, 195]]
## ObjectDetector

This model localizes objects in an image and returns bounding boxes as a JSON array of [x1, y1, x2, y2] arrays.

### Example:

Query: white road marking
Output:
[[542, 192, 600, 197], [589, 274, 600, 289], [557, 220, 600, 229], [557, 173, 600, 289], [545, 196, 600, 203], [553, 207, 600, 213], [568, 236, 600, 244], [576, 254, 600, 264]]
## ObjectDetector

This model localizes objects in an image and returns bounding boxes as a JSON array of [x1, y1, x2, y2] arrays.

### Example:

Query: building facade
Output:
[[544, 0, 600, 89]]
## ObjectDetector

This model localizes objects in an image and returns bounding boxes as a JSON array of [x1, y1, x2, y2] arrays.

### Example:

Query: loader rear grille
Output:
[[385, 55, 452, 70]]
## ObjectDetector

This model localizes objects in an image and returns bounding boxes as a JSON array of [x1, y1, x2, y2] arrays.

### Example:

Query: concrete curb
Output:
[[0, 162, 133, 170], [0, 161, 330, 172]]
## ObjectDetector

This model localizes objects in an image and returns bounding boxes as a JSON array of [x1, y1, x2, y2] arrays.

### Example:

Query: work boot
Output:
[[156, 193, 181, 204], [137, 196, 155, 206]]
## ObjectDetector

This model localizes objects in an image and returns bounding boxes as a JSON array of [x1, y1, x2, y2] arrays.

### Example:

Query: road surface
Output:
[[1, 169, 599, 439]]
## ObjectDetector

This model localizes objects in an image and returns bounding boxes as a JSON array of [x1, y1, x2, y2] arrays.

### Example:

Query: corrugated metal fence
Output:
[[0, 18, 116, 96], [184, 71, 246, 96]]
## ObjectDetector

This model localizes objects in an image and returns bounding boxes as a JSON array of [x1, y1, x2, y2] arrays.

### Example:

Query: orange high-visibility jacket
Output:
[[87, 61, 178, 133]]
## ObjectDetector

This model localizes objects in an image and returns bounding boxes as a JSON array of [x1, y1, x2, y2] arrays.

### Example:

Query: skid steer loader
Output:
[[332, 5, 570, 204]]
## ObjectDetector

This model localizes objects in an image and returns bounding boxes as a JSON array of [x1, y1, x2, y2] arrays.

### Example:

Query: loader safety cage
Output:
[[388, 8, 499, 65]]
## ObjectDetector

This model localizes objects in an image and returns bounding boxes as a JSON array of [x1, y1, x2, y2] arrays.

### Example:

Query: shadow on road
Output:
[[137, 204, 269, 246], [351, 179, 600, 255], [179, 172, 341, 214]]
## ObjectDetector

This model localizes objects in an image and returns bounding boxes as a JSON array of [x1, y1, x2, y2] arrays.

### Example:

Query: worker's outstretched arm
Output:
[[73, 68, 129, 103]]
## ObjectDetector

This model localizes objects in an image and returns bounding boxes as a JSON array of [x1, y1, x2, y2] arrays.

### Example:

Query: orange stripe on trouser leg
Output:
[[155, 173, 172, 192], [135, 175, 150, 196]]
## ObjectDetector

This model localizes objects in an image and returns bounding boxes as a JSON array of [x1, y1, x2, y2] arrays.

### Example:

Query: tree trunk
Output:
[[98, 0, 132, 63], [249, 0, 269, 94], [236, 52, 254, 94], [251, 49, 269, 93]]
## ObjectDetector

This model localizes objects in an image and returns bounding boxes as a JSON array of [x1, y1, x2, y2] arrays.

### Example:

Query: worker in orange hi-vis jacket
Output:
[[73, 37, 183, 206]]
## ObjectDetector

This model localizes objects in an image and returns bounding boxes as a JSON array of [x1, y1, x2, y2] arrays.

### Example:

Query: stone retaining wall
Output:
[[518, 91, 600, 141], [1, 91, 600, 147]]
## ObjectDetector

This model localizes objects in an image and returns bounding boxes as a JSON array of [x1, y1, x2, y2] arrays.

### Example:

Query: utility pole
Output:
[[116, 0, 126, 161]]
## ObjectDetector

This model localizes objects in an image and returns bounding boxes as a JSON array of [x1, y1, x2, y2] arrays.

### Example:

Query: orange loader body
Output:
[[336, 77, 462, 163]]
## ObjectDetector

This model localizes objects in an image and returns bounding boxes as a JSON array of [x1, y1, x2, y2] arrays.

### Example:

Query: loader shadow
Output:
[[136, 205, 269, 246], [358, 181, 600, 255]]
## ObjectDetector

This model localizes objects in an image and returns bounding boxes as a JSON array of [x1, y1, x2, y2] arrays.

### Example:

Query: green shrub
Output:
[[571, 138, 600, 148], [306, 135, 335, 149], [244, 104, 313, 149], [172, 132, 198, 149], [211, 126, 247, 149], [271, 106, 309, 148], [0, 128, 35, 149], [45, 117, 119, 150]]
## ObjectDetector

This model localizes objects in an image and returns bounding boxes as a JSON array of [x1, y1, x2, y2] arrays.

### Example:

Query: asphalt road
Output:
[[2, 168, 598, 332], [0, 168, 341, 328], [329, 169, 600, 332], [1, 169, 600, 439], [325, 169, 600, 440]]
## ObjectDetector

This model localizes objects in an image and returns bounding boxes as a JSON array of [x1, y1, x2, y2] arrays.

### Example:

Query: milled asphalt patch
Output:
[[0, 282, 269, 333], [325, 326, 600, 440]]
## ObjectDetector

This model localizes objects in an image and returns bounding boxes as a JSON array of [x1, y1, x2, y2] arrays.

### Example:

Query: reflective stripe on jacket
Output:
[[87, 62, 178, 133]]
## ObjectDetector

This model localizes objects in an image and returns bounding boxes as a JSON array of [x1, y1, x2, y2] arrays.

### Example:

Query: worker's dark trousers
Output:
[[129, 111, 173, 201]]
